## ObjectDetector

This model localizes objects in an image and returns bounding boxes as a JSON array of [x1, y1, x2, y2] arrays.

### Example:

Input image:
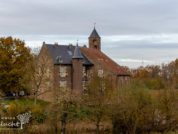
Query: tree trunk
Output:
[[61, 121, 66, 134], [34, 91, 37, 105], [96, 118, 101, 134], [61, 112, 67, 134], [54, 122, 58, 134]]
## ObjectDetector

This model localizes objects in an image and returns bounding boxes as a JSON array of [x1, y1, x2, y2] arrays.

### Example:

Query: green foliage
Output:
[[33, 112, 47, 124], [82, 72, 113, 133], [78, 106, 92, 119], [111, 85, 178, 134], [144, 78, 165, 89], [0, 98, 48, 125], [2, 99, 32, 116], [112, 86, 154, 134], [0, 37, 33, 94]]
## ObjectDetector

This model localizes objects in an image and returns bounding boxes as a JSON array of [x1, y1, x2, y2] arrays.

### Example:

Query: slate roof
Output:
[[89, 28, 100, 38], [72, 44, 83, 59], [80, 48, 129, 76], [44, 44, 92, 66], [44, 43, 129, 76]]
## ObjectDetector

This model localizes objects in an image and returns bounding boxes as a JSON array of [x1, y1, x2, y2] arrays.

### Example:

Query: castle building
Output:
[[38, 27, 130, 102]]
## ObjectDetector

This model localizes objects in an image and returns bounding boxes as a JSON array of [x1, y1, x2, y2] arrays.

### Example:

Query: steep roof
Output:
[[72, 44, 83, 59], [44, 44, 92, 65], [89, 28, 100, 38], [43, 44, 129, 76], [80, 48, 129, 76]]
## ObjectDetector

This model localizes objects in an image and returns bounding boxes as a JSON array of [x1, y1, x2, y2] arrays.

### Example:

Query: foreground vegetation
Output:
[[0, 87, 178, 134], [0, 37, 178, 133]]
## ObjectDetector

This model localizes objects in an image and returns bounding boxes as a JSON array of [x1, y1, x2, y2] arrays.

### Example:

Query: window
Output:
[[82, 81, 87, 92], [98, 69, 103, 77], [59, 81, 67, 88], [46, 68, 50, 77], [46, 81, 51, 88], [67, 51, 72, 56], [59, 66, 67, 77], [93, 39, 98, 49], [83, 67, 87, 76]]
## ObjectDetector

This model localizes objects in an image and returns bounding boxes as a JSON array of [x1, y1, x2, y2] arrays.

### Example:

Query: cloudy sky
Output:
[[1, 0, 178, 68]]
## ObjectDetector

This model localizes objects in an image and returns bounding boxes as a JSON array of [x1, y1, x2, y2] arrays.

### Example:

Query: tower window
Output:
[[94, 45, 98, 49], [93, 39, 98, 49]]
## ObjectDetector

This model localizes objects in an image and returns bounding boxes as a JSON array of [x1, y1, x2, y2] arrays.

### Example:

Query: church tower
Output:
[[88, 27, 101, 51]]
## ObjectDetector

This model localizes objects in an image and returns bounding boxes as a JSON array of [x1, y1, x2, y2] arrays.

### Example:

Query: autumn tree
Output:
[[0, 37, 32, 95], [174, 59, 178, 89], [132, 65, 164, 90], [49, 87, 81, 134], [30, 47, 52, 104], [82, 71, 113, 134], [154, 89, 178, 133], [111, 86, 154, 134]]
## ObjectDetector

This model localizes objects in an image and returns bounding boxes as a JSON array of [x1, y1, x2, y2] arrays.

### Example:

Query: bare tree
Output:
[[30, 48, 52, 104]]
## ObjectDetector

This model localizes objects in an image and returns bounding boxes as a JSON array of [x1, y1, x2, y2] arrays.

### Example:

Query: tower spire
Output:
[[72, 41, 83, 59], [88, 25, 101, 51]]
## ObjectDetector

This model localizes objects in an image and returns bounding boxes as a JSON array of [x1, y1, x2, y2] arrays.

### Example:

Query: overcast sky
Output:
[[1, 0, 178, 68]]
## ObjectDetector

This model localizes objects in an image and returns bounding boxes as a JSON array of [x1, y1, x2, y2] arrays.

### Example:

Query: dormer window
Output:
[[56, 56, 63, 64]]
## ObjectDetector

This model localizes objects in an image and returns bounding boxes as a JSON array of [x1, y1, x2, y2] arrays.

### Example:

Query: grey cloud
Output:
[[103, 41, 178, 49], [0, 0, 178, 68], [1, 0, 178, 34]]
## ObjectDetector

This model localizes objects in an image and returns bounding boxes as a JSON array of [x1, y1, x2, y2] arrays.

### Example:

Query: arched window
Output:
[[93, 39, 98, 49]]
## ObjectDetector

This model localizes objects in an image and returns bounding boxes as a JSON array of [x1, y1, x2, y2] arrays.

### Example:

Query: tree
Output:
[[154, 89, 178, 133], [49, 88, 81, 134], [0, 37, 32, 95], [174, 59, 178, 89], [111, 84, 154, 134], [30, 47, 52, 104], [83, 71, 113, 134]]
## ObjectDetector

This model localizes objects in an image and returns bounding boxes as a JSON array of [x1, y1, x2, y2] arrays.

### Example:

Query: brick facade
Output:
[[37, 28, 130, 102]]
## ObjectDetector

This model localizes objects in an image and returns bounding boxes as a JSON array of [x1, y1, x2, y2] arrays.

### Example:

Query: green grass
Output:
[[1, 98, 49, 106]]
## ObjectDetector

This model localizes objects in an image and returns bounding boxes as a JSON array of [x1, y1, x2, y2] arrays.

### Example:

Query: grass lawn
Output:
[[0, 98, 48, 106]]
